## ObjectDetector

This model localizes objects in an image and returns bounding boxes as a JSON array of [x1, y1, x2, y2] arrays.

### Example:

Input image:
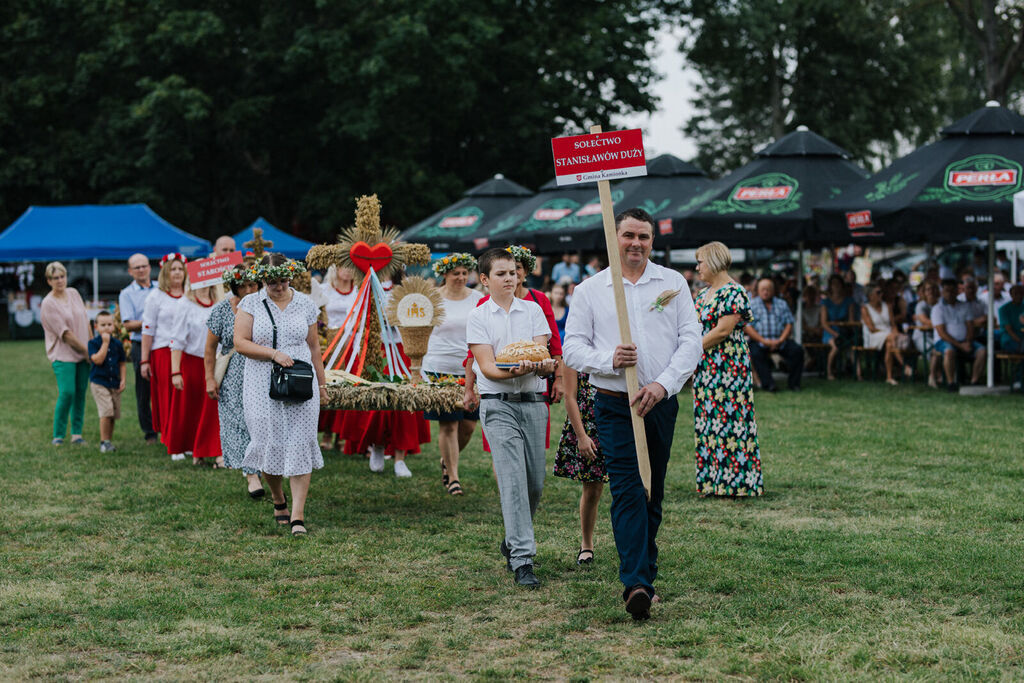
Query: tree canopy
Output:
[[0, 0, 667, 240], [678, 0, 1021, 176]]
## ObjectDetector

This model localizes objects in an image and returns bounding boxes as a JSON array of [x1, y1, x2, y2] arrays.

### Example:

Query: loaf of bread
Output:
[[495, 340, 550, 363]]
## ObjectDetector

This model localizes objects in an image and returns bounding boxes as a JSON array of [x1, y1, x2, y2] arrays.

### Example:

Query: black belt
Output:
[[480, 392, 546, 403]]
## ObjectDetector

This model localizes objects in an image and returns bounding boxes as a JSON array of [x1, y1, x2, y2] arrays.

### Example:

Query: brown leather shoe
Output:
[[625, 585, 651, 620]]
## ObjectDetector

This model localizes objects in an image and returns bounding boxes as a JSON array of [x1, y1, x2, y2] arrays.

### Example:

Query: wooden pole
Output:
[[591, 124, 652, 500]]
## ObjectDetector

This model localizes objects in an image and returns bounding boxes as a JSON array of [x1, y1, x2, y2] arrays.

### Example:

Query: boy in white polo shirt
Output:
[[467, 248, 557, 588]]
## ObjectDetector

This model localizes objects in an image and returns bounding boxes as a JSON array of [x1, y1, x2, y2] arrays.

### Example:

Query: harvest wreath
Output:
[[312, 195, 463, 412]]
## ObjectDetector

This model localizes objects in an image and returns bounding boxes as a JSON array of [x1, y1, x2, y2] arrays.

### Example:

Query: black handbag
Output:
[[263, 299, 314, 403]]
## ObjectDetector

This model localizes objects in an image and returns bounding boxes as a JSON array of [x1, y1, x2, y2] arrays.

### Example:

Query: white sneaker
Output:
[[369, 446, 385, 473], [99, 441, 117, 453], [394, 460, 412, 478], [171, 453, 186, 461]]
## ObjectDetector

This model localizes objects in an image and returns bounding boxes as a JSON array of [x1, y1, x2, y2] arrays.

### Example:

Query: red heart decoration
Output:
[[349, 241, 393, 274]]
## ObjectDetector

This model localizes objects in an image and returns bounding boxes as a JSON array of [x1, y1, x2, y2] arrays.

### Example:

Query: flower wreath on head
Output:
[[432, 252, 477, 278], [160, 252, 187, 267], [221, 263, 261, 285], [254, 258, 307, 282], [505, 245, 536, 273]]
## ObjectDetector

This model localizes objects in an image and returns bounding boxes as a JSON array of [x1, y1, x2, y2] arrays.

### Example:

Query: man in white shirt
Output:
[[118, 253, 158, 443], [934, 278, 985, 390], [563, 208, 701, 620], [467, 249, 557, 589], [979, 271, 1012, 313]]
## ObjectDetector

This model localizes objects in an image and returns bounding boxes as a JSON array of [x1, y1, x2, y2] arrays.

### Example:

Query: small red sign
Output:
[[733, 186, 792, 201], [658, 218, 673, 235], [187, 251, 243, 290], [846, 210, 873, 230], [551, 129, 647, 186], [949, 169, 1017, 187], [473, 237, 490, 250], [574, 203, 603, 217], [534, 208, 573, 221], [439, 215, 479, 228]]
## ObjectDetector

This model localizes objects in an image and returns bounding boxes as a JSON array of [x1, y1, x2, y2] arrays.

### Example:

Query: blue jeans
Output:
[[594, 392, 678, 599]]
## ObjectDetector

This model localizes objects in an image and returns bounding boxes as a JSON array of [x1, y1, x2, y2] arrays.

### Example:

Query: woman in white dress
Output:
[[861, 284, 905, 386], [168, 281, 223, 465], [234, 254, 328, 536], [319, 265, 358, 449], [422, 254, 484, 495], [140, 254, 189, 459]]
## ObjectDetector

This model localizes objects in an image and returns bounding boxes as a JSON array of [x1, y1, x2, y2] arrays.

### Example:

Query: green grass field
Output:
[[2, 339, 1022, 680]]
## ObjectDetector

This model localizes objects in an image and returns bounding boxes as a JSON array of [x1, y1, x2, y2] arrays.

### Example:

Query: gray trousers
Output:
[[480, 399, 548, 570]]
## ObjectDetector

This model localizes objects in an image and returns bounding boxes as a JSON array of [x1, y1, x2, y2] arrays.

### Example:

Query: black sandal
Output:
[[290, 519, 307, 536], [576, 548, 594, 566], [440, 459, 449, 487], [446, 479, 463, 496], [273, 499, 289, 525]]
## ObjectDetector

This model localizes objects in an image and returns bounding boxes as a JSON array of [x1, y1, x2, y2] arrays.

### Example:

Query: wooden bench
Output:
[[803, 342, 829, 375], [995, 352, 1024, 390]]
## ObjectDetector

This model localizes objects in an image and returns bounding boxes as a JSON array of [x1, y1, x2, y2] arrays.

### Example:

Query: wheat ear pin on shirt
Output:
[[650, 288, 681, 312]]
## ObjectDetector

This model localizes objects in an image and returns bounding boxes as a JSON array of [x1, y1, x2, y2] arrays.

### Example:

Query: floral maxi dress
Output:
[[694, 283, 763, 496]]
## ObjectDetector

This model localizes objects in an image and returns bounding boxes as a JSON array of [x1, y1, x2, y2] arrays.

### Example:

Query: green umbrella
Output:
[[400, 174, 533, 252], [671, 127, 869, 247], [813, 102, 1024, 245]]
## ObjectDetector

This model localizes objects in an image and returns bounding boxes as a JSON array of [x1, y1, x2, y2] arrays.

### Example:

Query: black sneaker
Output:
[[499, 539, 512, 572], [947, 382, 960, 393], [514, 564, 540, 588]]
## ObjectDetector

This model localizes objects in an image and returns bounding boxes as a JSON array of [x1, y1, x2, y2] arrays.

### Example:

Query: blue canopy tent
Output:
[[0, 204, 211, 303], [233, 217, 315, 260]]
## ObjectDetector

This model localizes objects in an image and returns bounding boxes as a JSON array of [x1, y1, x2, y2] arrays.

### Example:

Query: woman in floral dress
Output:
[[553, 369, 606, 565], [693, 242, 763, 497]]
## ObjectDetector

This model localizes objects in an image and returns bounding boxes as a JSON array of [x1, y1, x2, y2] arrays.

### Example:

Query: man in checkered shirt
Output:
[[744, 277, 804, 392]]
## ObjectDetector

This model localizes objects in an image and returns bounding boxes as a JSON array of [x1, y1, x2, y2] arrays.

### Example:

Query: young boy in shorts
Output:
[[88, 311, 127, 453], [466, 248, 557, 588]]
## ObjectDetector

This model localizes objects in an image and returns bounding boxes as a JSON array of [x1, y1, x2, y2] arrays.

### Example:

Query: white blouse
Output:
[[323, 285, 359, 328], [168, 298, 216, 358], [423, 289, 484, 375], [141, 290, 188, 350]]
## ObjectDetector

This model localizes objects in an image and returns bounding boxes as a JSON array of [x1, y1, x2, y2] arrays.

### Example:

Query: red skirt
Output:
[[149, 347, 173, 445], [338, 342, 431, 454], [319, 409, 356, 436], [165, 353, 221, 458]]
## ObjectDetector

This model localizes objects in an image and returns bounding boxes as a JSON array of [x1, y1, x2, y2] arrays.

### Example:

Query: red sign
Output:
[[187, 251, 243, 290], [473, 237, 490, 250], [534, 208, 574, 221], [574, 203, 603, 217], [734, 186, 792, 201], [439, 215, 479, 228], [658, 218, 673, 235], [949, 169, 1017, 187], [846, 210, 873, 230], [551, 129, 647, 186]]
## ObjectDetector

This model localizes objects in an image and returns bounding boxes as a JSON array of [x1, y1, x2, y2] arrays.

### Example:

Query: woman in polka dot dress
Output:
[[234, 254, 328, 535]]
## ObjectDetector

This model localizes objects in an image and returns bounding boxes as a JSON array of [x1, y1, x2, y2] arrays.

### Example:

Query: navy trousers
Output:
[[131, 341, 157, 440], [594, 392, 678, 599]]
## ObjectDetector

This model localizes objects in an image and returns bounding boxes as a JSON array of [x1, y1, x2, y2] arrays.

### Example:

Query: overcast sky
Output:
[[617, 27, 699, 162]]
